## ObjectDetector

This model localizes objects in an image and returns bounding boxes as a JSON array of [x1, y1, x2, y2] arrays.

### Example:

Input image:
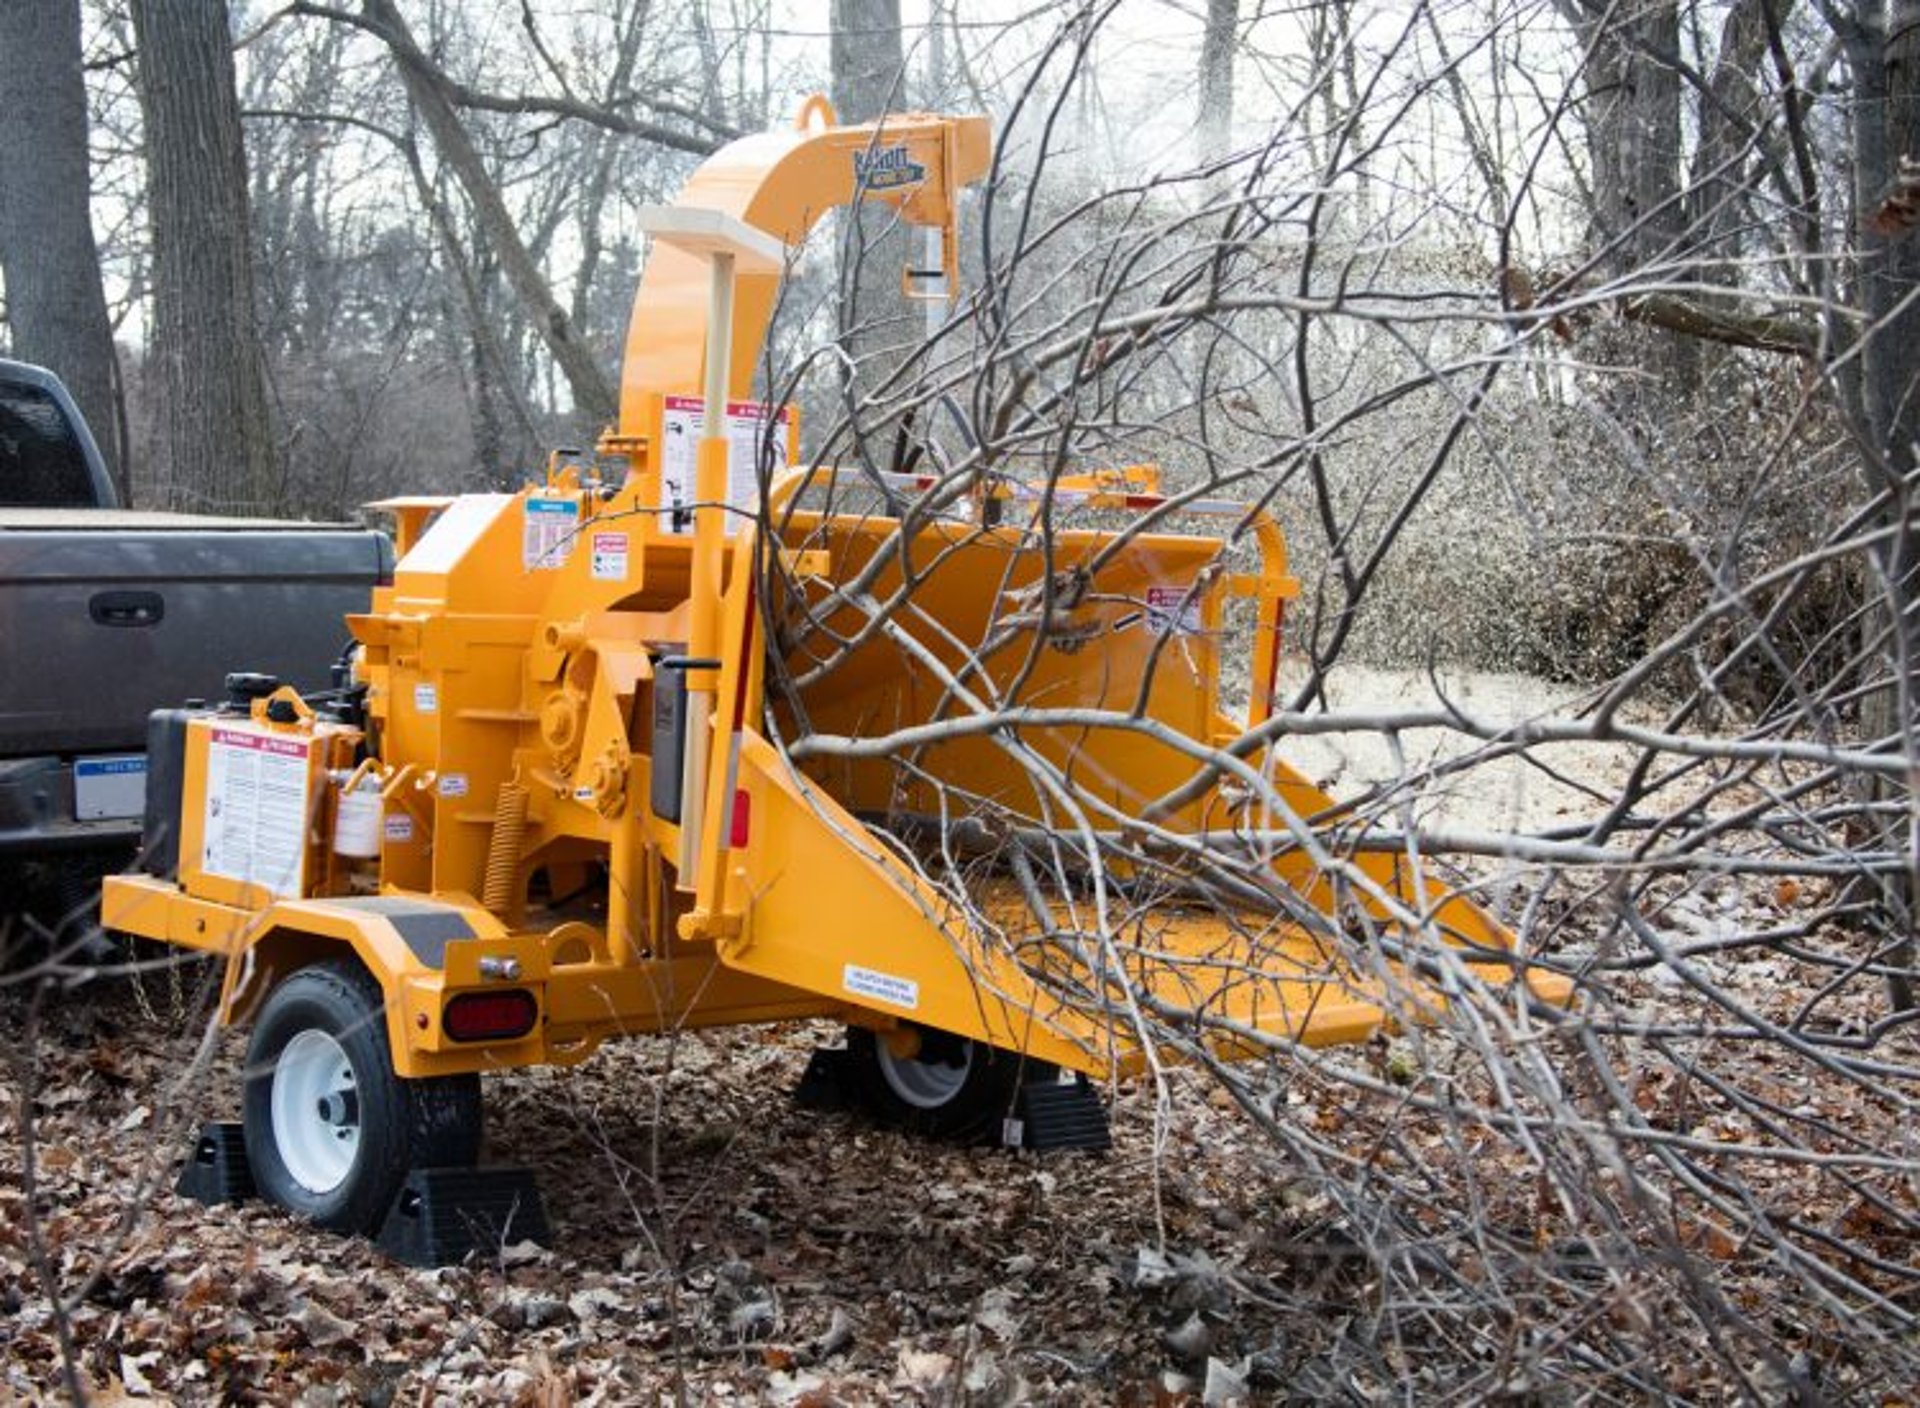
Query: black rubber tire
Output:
[[844, 1025, 1034, 1142], [242, 960, 481, 1234]]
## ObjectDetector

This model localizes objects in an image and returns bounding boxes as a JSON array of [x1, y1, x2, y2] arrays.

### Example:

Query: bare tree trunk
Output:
[[1198, 0, 1237, 161], [357, 0, 616, 429], [131, 0, 278, 511], [0, 0, 124, 496], [923, 0, 950, 108], [1566, 0, 1686, 266], [1854, 2, 1920, 475], [568, 5, 649, 343], [832, 0, 906, 123], [1561, 0, 1697, 389], [1683, 0, 1776, 279], [830, 0, 910, 457], [1845, 0, 1920, 1012]]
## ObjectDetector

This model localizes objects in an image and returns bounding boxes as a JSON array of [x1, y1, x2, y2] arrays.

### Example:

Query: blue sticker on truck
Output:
[[74, 754, 147, 820], [75, 756, 145, 777]]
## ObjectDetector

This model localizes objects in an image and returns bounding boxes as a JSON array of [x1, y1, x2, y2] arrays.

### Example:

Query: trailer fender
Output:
[[220, 895, 510, 1069]]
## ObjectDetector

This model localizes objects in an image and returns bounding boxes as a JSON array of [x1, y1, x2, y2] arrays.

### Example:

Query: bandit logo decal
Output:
[[854, 144, 926, 190]]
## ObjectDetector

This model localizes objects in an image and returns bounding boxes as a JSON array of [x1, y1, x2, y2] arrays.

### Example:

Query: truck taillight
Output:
[[443, 990, 537, 1042]]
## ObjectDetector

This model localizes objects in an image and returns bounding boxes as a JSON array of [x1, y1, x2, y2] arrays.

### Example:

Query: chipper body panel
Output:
[[103, 100, 1568, 1233]]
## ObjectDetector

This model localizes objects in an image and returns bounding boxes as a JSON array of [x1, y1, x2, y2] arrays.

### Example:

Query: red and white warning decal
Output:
[[658, 396, 793, 536], [1143, 585, 1203, 636], [200, 727, 312, 897], [591, 531, 629, 581]]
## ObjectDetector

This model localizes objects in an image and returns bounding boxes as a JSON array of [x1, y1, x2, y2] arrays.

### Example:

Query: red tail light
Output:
[[443, 989, 537, 1042]]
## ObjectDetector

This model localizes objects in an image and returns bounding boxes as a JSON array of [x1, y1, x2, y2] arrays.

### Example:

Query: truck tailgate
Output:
[[0, 515, 391, 756]]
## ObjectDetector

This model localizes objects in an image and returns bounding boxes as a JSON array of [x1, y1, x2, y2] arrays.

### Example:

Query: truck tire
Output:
[[845, 1024, 1033, 1142], [242, 960, 480, 1233]]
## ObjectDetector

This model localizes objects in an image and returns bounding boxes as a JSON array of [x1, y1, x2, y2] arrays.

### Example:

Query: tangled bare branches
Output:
[[749, 4, 1920, 1396]]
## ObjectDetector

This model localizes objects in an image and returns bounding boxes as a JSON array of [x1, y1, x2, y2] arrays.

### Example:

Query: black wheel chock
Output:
[[175, 1121, 256, 1206], [375, 1166, 550, 1267]]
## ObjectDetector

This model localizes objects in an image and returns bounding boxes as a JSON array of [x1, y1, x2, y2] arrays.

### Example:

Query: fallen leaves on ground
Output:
[[3, 981, 1319, 1405]]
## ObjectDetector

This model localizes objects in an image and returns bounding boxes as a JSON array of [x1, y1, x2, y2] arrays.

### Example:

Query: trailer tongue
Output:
[[103, 99, 1569, 1251]]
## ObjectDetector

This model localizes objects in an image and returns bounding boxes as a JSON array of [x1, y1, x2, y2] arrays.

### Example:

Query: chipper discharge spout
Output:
[[103, 98, 1570, 1252]]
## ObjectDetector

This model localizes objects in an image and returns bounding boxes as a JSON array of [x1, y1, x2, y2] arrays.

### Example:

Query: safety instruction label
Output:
[[200, 728, 311, 897], [1144, 585, 1203, 637], [843, 962, 920, 1011], [523, 496, 579, 570], [591, 531, 629, 581], [659, 396, 794, 536]]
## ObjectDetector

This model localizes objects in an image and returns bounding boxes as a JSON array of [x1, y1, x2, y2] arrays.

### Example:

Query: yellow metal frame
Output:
[[101, 98, 1570, 1087]]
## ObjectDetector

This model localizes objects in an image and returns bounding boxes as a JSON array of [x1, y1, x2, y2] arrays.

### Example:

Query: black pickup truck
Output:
[[0, 358, 391, 940]]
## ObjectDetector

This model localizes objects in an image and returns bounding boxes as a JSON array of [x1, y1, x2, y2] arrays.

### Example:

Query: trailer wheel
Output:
[[243, 960, 480, 1233], [845, 1025, 1032, 1141]]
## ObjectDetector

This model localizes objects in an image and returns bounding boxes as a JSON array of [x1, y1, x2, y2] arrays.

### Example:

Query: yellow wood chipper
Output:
[[104, 99, 1569, 1251]]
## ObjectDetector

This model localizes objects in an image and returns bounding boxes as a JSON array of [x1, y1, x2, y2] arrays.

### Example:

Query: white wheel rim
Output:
[[271, 1028, 361, 1194], [876, 1036, 972, 1110]]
